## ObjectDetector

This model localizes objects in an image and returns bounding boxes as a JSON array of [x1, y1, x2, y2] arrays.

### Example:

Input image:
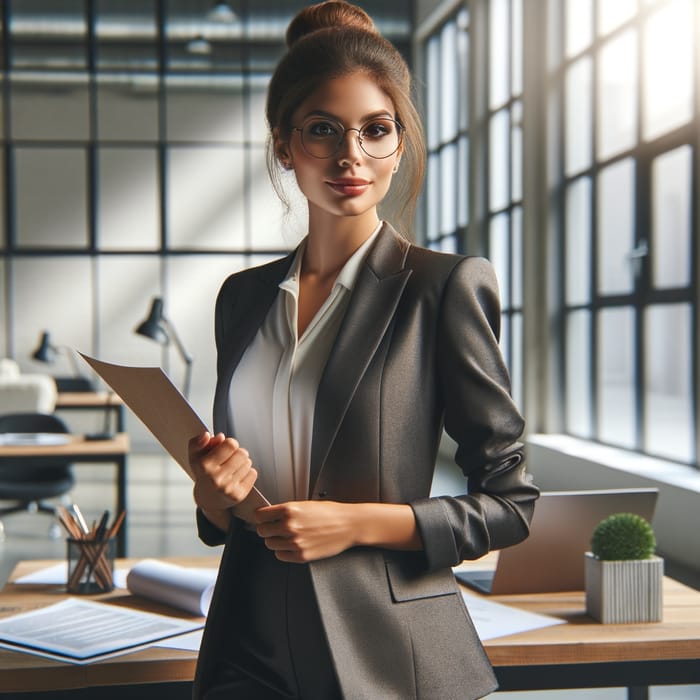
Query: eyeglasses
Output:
[[292, 117, 404, 160]]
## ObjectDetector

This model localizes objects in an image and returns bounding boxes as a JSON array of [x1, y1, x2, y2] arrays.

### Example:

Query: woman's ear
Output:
[[273, 128, 293, 170]]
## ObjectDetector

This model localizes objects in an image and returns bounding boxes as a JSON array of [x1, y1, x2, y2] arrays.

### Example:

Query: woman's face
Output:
[[277, 72, 402, 223]]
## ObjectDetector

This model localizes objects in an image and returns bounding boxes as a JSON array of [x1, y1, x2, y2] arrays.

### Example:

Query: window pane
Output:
[[457, 136, 469, 228], [597, 30, 638, 160], [597, 159, 635, 295], [489, 213, 510, 309], [644, 304, 693, 463], [597, 0, 637, 35], [97, 75, 159, 141], [597, 307, 636, 449], [651, 145, 691, 288], [16, 148, 88, 248], [511, 101, 522, 201], [248, 75, 270, 144], [565, 56, 592, 175], [426, 36, 440, 151], [166, 76, 243, 143], [440, 21, 458, 143], [566, 310, 593, 437], [98, 148, 160, 251], [565, 177, 592, 304], [96, 0, 158, 71], [440, 143, 457, 237], [511, 0, 523, 96], [457, 10, 470, 131], [489, 0, 509, 109], [167, 147, 245, 250], [11, 75, 90, 141], [643, 0, 693, 141], [489, 109, 509, 212], [249, 146, 288, 250], [566, 0, 593, 57], [511, 206, 523, 308]]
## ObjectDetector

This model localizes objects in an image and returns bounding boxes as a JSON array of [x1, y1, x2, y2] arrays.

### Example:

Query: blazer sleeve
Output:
[[410, 256, 539, 571]]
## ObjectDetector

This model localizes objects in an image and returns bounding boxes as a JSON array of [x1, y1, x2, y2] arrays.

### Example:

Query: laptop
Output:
[[455, 488, 659, 594]]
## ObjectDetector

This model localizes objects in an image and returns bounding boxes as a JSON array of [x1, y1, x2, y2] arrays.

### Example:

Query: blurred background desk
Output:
[[0, 434, 130, 556], [56, 392, 125, 433]]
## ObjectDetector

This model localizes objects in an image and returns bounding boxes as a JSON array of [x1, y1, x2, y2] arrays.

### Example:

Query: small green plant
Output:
[[591, 512, 656, 561]]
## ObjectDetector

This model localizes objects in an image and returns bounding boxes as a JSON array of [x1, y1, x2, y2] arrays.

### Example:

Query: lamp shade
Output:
[[32, 331, 57, 364], [135, 298, 169, 345]]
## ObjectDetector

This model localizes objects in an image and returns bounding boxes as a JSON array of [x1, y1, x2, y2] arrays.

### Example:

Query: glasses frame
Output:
[[292, 116, 405, 160]]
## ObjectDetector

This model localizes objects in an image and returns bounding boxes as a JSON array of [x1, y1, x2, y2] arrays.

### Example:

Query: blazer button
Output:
[[317, 491, 327, 499]]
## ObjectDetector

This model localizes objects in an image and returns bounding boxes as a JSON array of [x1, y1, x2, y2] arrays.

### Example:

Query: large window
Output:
[[552, 0, 698, 466], [420, 0, 524, 408], [0, 0, 412, 442]]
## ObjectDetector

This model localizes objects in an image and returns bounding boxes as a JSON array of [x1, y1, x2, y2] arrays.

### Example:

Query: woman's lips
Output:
[[326, 178, 371, 196]]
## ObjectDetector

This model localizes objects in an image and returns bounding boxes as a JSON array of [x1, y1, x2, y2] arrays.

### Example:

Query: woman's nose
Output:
[[336, 128, 364, 164]]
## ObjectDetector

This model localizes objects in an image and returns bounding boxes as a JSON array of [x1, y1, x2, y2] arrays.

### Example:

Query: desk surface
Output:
[[0, 432, 129, 457], [56, 392, 125, 408], [1, 556, 699, 694]]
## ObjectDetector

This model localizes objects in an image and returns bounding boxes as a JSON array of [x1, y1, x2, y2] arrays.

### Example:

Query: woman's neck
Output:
[[302, 209, 380, 281]]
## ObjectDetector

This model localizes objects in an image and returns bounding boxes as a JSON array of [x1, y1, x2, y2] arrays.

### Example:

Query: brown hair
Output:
[[265, 1, 426, 237]]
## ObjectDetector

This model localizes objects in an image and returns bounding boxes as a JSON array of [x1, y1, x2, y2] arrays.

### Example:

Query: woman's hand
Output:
[[189, 431, 258, 532], [254, 501, 423, 563]]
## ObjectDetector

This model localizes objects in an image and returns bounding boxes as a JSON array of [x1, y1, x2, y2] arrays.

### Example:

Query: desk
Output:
[[0, 435, 130, 557], [0, 556, 699, 699], [56, 392, 126, 433]]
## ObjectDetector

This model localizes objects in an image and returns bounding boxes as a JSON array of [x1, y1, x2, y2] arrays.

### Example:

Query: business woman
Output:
[[188, 3, 539, 699]]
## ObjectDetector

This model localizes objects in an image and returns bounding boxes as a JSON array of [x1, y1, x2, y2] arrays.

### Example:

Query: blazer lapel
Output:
[[309, 224, 412, 493]]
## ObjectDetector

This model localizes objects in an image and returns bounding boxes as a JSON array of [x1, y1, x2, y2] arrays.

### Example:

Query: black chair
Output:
[[0, 413, 75, 539]]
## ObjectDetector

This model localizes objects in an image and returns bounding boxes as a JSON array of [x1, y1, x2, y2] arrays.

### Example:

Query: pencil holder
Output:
[[66, 537, 116, 594]]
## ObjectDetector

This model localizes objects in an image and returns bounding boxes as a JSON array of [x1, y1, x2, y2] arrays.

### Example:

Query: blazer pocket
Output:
[[385, 556, 458, 603]]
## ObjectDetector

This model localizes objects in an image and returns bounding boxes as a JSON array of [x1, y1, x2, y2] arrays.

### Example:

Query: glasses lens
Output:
[[300, 118, 402, 159], [300, 119, 344, 158], [359, 119, 401, 158]]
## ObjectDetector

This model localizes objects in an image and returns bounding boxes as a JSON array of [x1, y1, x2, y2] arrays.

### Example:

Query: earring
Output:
[[392, 161, 400, 173]]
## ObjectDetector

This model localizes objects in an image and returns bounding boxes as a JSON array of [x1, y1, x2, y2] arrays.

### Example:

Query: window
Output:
[[554, 0, 698, 466]]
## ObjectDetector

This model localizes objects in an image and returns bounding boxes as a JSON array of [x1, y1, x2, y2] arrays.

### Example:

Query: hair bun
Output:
[[285, 1, 378, 48]]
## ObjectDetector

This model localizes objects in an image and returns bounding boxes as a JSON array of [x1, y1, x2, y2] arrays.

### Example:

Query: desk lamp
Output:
[[135, 297, 193, 399], [31, 331, 94, 392]]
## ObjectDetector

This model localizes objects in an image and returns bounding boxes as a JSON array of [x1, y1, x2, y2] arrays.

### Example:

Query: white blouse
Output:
[[228, 223, 382, 504]]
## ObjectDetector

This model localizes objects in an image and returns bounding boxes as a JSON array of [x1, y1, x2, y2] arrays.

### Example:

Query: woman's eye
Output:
[[307, 121, 338, 138], [362, 121, 392, 139]]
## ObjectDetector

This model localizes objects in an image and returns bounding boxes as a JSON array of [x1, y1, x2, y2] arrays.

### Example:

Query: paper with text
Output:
[[79, 353, 270, 522]]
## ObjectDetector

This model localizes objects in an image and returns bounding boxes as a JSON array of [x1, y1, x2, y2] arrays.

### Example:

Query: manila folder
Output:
[[79, 353, 269, 523]]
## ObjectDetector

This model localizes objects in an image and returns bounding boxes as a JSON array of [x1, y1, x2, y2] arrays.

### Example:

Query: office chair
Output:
[[0, 413, 75, 540]]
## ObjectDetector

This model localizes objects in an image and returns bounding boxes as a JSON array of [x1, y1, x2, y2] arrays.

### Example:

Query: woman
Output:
[[188, 3, 539, 699]]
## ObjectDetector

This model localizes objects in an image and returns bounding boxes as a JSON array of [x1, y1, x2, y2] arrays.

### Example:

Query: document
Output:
[[79, 353, 269, 522], [126, 559, 218, 616], [0, 598, 204, 664], [0, 433, 70, 446], [461, 591, 565, 640]]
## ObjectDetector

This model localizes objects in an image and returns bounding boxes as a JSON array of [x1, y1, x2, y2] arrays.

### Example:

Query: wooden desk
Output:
[[0, 556, 699, 699], [0, 434, 130, 557], [56, 392, 126, 432]]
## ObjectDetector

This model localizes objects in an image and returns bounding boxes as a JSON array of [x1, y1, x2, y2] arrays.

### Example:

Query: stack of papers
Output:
[[0, 433, 70, 446], [0, 598, 204, 664]]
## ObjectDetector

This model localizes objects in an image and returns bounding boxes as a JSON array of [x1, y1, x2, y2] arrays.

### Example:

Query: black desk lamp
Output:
[[135, 297, 193, 399], [31, 331, 94, 392]]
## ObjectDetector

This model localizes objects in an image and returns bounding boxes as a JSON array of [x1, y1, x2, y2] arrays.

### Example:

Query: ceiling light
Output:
[[207, 2, 237, 23], [186, 34, 212, 55]]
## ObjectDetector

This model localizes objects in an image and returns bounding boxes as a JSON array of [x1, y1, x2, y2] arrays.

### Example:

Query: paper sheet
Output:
[[79, 353, 269, 522], [461, 591, 565, 640], [0, 598, 203, 663]]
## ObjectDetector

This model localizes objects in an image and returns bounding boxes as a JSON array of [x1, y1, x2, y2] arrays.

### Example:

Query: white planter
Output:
[[584, 552, 663, 624]]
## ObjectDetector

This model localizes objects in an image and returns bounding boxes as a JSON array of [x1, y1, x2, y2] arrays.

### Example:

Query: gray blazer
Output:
[[193, 223, 539, 700]]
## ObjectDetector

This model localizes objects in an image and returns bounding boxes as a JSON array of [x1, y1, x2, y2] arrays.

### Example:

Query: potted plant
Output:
[[585, 512, 663, 623]]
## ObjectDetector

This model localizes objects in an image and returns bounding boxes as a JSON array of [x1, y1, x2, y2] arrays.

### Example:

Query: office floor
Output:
[[0, 454, 697, 700]]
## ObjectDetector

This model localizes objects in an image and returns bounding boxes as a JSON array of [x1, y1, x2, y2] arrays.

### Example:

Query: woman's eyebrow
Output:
[[300, 109, 395, 123]]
